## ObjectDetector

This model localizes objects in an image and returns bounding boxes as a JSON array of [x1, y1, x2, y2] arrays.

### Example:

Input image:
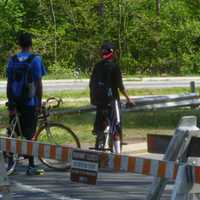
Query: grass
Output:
[[0, 87, 200, 145], [48, 105, 200, 144], [0, 87, 194, 101]]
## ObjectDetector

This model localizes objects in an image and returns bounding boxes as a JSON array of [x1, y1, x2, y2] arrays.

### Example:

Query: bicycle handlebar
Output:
[[38, 97, 63, 119], [44, 97, 63, 109]]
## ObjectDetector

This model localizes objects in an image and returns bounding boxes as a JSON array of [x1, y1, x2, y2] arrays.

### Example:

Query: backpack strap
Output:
[[11, 54, 19, 63], [26, 54, 36, 64], [11, 54, 36, 64]]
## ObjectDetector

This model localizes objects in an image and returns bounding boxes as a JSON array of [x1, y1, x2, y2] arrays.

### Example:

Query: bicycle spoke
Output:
[[36, 123, 80, 170]]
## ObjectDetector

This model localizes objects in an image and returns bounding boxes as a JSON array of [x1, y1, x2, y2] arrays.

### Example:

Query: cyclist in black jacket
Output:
[[90, 42, 134, 153]]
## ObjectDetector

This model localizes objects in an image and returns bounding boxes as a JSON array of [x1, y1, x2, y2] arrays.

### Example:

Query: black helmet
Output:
[[101, 42, 115, 52]]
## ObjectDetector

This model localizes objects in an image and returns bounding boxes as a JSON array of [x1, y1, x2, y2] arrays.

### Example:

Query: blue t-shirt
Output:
[[7, 51, 46, 106]]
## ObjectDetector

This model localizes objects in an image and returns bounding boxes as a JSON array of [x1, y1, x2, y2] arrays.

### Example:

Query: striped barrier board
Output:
[[186, 165, 200, 184], [0, 137, 72, 162], [0, 136, 178, 180], [1, 136, 200, 185], [98, 152, 178, 181]]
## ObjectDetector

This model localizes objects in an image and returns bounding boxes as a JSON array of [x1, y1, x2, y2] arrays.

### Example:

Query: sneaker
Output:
[[26, 166, 44, 176], [7, 160, 16, 175]]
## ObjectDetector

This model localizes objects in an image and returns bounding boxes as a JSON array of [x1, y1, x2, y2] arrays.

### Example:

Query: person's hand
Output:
[[126, 98, 135, 108]]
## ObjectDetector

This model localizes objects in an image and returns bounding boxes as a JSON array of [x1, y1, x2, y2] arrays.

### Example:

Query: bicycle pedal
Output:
[[103, 148, 112, 151], [88, 147, 96, 150], [37, 172, 44, 176]]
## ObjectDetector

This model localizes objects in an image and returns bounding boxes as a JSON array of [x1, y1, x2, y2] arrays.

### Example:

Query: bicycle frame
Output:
[[8, 112, 23, 138], [36, 108, 56, 144]]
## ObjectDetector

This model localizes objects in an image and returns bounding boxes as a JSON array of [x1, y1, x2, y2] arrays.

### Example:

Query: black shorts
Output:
[[9, 105, 37, 140], [93, 100, 122, 135]]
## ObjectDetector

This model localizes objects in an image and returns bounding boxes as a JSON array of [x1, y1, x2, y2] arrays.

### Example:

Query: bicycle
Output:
[[93, 100, 134, 153], [2, 97, 81, 175]]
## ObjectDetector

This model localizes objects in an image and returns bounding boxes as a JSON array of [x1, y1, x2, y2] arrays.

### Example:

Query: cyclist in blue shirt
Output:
[[6, 32, 46, 175]]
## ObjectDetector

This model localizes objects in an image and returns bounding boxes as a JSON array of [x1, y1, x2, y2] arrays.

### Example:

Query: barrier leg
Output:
[[171, 164, 191, 200], [147, 116, 199, 200], [0, 152, 12, 200]]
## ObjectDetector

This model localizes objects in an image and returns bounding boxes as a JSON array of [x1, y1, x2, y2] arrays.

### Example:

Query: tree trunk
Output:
[[156, 0, 160, 16], [98, 0, 104, 16], [118, 0, 122, 61], [49, 0, 57, 63]]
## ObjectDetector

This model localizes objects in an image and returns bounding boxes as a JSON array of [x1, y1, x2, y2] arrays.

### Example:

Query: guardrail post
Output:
[[147, 116, 199, 200], [190, 81, 196, 93], [0, 152, 12, 200]]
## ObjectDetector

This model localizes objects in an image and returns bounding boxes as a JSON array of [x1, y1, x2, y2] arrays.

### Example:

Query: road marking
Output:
[[13, 181, 82, 200]]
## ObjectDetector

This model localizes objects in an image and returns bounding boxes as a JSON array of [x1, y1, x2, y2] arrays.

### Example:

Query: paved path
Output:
[[0, 77, 199, 93], [9, 164, 172, 200]]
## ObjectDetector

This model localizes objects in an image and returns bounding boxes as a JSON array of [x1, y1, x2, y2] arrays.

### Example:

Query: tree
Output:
[[156, 0, 160, 16]]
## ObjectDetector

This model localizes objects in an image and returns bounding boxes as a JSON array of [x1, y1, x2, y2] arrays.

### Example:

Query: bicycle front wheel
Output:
[[36, 122, 80, 170]]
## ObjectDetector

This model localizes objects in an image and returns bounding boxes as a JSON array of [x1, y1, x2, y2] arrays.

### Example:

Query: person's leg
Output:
[[19, 106, 37, 167], [94, 107, 108, 149], [113, 134, 121, 154]]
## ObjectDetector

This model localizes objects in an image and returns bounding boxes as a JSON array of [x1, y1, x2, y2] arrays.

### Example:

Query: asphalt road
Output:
[[6, 153, 174, 200], [42, 80, 200, 92], [9, 165, 172, 200], [0, 78, 200, 93]]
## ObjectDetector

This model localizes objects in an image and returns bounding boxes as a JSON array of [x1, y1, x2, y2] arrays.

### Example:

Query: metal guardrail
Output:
[[50, 93, 200, 115]]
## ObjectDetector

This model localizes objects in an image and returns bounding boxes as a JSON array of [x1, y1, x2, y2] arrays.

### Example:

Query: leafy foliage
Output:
[[0, 0, 200, 78]]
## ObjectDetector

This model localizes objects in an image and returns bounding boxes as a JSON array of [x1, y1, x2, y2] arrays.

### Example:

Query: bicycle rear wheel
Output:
[[35, 122, 80, 170]]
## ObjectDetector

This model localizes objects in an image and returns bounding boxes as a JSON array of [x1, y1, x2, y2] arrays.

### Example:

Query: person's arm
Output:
[[32, 55, 46, 109], [36, 78, 43, 107], [115, 65, 135, 105], [119, 87, 134, 104], [6, 59, 12, 103], [6, 81, 11, 100]]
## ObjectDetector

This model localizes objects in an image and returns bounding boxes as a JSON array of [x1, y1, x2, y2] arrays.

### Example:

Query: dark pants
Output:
[[9, 105, 37, 167], [93, 101, 122, 136]]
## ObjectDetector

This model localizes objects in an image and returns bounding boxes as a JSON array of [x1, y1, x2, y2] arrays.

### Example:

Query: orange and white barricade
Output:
[[1, 116, 200, 199]]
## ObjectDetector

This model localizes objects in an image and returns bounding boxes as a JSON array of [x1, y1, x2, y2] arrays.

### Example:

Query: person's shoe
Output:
[[6, 158, 17, 175], [26, 166, 44, 176]]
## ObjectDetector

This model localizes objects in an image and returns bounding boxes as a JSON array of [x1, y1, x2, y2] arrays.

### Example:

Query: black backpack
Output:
[[10, 54, 36, 105], [90, 60, 114, 106]]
